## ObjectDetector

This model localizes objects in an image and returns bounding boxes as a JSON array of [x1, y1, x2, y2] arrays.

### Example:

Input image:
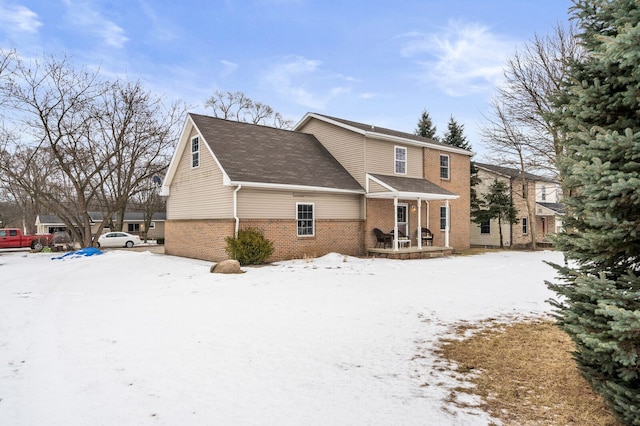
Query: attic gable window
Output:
[[395, 146, 407, 174], [191, 136, 200, 168]]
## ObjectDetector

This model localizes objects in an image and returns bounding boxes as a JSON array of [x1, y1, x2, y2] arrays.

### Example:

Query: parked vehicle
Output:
[[0, 228, 54, 251], [96, 232, 141, 248]]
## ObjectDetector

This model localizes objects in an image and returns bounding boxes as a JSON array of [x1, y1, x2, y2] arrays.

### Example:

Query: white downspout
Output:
[[233, 184, 242, 238]]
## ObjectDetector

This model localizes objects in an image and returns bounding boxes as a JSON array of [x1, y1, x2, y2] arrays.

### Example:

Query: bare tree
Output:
[[0, 52, 183, 247], [481, 100, 539, 249], [482, 23, 585, 178], [205, 90, 293, 129], [97, 80, 183, 232]]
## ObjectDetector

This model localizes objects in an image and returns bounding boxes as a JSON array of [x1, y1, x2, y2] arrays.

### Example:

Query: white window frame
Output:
[[296, 202, 315, 237], [394, 146, 407, 175], [480, 219, 491, 234], [440, 205, 449, 231], [440, 154, 450, 180], [149, 222, 156, 229], [522, 217, 528, 235], [541, 185, 547, 201], [191, 136, 200, 168]]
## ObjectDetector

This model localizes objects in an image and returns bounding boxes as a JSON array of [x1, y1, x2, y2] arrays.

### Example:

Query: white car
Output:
[[96, 232, 141, 248]]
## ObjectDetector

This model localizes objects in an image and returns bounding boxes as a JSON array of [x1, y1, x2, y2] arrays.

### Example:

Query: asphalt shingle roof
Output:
[[312, 113, 471, 153], [475, 162, 557, 183], [189, 113, 363, 192], [369, 173, 456, 197]]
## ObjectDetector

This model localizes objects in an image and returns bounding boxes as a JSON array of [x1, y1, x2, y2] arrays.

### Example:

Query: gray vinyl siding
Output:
[[365, 139, 423, 178], [297, 119, 366, 187], [167, 127, 234, 219], [237, 188, 363, 219]]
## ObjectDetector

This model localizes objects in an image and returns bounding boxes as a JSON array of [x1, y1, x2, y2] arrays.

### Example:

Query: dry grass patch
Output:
[[437, 319, 621, 425]]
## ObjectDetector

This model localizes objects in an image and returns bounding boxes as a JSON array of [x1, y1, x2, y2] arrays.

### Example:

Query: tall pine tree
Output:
[[415, 110, 438, 140], [546, 1, 640, 424], [442, 115, 472, 150], [441, 115, 481, 211]]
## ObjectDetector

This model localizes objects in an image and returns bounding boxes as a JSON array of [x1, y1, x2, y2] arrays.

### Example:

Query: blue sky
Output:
[[0, 0, 573, 157]]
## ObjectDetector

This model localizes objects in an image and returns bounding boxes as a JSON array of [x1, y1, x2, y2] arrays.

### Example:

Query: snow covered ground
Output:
[[0, 249, 564, 425]]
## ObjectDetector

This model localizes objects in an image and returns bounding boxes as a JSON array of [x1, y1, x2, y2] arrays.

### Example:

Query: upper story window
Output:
[[541, 185, 547, 201], [394, 146, 407, 174], [191, 136, 200, 168], [440, 154, 450, 179], [297, 203, 314, 236]]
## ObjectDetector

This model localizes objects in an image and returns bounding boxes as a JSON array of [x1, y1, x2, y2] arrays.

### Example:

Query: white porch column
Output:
[[445, 199, 450, 248], [393, 196, 399, 251], [417, 197, 422, 249]]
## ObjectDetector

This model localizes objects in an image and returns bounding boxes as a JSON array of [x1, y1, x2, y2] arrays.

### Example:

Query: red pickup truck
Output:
[[0, 228, 54, 251]]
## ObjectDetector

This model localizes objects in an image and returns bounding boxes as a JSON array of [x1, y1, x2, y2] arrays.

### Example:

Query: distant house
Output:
[[162, 112, 472, 262], [472, 163, 564, 248], [35, 211, 166, 240]]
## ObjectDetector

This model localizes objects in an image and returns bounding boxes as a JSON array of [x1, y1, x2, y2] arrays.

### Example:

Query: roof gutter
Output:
[[233, 184, 242, 238]]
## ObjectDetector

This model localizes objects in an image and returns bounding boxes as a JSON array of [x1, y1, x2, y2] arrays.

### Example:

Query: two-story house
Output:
[[471, 163, 564, 248], [161, 113, 472, 262]]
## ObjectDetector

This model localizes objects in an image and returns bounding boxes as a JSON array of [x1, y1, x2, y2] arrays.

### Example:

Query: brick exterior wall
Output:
[[423, 148, 471, 250], [165, 219, 235, 261], [166, 218, 364, 262]]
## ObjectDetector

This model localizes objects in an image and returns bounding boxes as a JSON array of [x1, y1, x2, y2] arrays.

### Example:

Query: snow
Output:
[[0, 249, 564, 425]]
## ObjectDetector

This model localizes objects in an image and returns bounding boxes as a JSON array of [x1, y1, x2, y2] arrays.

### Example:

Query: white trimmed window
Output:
[[297, 203, 314, 236], [191, 136, 200, 168], [440, 205, 449, 231], [440, 154, 450, 179], [522, 217, 528, 234], [480, 219, 491, 234], [395, 146, 407, 174]]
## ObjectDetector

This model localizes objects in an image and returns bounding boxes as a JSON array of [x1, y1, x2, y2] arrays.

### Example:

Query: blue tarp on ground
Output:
[[52, 247, 103, 260]]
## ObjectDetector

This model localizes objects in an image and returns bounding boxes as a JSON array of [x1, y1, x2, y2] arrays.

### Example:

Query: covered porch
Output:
[[365, 173, 459, 256]]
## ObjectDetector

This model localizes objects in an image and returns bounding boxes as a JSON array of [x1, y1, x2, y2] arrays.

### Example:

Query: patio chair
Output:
[[373, 228, 392, 248], [421, 227, 434, 246]]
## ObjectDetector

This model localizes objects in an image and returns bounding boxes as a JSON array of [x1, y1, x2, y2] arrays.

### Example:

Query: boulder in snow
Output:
[[211, 259, 243, 274]]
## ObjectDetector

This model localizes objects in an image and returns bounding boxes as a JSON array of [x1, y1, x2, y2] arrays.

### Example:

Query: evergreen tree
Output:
[[546, 1, 640, 424], [415, 110, 438, 140], [442, 115, 472, 150], [441, 115, 481, 211], [472, 179, 518, 248]]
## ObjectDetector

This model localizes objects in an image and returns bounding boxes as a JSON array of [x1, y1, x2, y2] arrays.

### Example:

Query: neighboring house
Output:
[[35, 211, 166, 240], [162, 112, 472, 262], [471, 163, 564, 248]]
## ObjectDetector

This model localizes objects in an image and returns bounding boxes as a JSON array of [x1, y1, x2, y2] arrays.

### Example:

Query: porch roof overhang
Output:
[[536, 202, 565, 216], [365, 173, 459, 200]]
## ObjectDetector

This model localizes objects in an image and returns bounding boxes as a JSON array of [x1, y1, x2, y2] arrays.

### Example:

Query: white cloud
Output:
[[220, 59, 238, 77], [0, 4, 42, 34], [62, 0, 128, 48], [400, 21, 515, 96], [263, 55, 355, 110]]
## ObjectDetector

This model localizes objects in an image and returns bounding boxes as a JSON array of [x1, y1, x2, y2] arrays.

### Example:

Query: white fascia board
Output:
[[366, 173, 396, 192], [161, 115, 231, 195], [364, 131, 472, 156], [296, 113, 472, 156], [161, 116, 195, 195], [366, 191, 459, 200], [227, 180, 365, 195]]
